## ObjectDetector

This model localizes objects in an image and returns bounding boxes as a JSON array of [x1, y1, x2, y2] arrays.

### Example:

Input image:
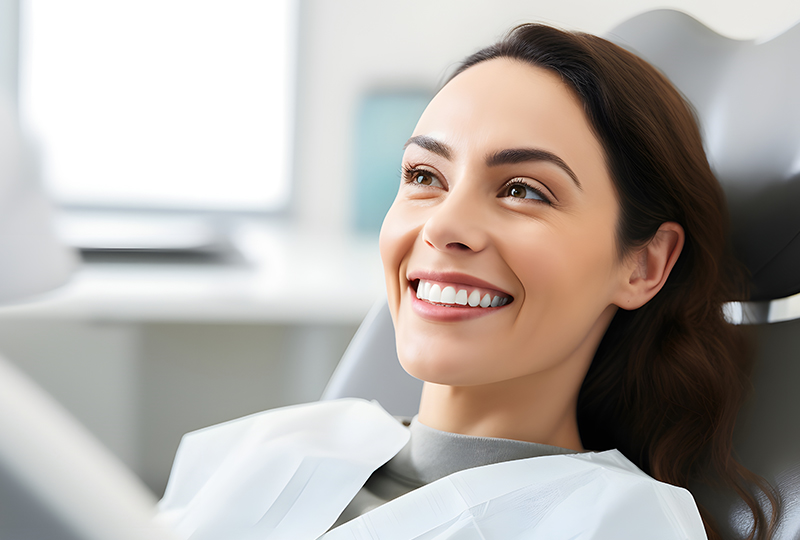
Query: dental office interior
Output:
[[1, 0, 799, 511]]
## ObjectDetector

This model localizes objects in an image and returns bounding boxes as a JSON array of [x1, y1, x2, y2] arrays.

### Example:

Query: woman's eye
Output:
[[404, 168, 443, 188], [503, 181, 549, 203]]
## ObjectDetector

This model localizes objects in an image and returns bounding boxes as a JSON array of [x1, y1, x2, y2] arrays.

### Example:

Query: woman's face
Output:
[[380, 58, 632, 387]]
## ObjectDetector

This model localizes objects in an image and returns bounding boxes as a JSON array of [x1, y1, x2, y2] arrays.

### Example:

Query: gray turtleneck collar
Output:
[[383, 417, 577, 487], [332, 416, 578, 528]]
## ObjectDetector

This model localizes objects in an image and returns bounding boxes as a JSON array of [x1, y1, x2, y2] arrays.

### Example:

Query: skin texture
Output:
[[379, 58, 683, 451]]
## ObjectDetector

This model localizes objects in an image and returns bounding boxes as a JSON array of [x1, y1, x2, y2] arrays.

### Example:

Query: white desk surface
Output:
[[0, 223, 386, 324]]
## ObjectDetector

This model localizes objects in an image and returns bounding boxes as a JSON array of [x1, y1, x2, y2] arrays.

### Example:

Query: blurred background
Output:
[[0, 0, 798, 497]]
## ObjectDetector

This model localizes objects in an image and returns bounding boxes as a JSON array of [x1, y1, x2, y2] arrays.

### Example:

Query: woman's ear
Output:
[[615, 222, 684, 310]]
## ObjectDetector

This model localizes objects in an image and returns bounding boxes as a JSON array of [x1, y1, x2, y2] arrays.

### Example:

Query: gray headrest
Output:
[[608, 10, 800, 301]]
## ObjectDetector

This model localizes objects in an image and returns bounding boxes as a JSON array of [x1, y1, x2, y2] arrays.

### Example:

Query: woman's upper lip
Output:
[[406, 270, 512, 297]]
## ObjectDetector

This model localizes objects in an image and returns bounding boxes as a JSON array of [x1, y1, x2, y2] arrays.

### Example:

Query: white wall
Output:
[[291, 0, 800, 234]]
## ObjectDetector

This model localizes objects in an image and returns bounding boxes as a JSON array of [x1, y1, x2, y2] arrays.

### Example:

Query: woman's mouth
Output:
[[412, 279, 512, 308]]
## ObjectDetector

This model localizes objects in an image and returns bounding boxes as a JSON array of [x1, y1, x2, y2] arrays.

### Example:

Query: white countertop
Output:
[[0, 221, 386, 324]]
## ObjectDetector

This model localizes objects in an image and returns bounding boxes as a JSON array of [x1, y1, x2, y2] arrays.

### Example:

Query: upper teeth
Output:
[[415, 279, 509, 307]]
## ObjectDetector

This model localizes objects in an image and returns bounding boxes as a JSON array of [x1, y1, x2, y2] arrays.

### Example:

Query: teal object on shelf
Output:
[[353, 91, 432, 233]]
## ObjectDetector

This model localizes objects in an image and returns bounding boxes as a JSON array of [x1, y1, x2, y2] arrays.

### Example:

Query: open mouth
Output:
[[411, 279, 513, 308]]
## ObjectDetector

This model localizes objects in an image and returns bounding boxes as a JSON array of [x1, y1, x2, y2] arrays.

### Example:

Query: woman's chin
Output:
[[397, 348, 488, 387]]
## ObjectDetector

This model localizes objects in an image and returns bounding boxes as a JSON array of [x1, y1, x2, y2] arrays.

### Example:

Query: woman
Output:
[[158, 24, 778, 540]]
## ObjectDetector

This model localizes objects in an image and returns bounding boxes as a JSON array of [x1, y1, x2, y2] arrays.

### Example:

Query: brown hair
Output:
[[453, 24, 779, 539]]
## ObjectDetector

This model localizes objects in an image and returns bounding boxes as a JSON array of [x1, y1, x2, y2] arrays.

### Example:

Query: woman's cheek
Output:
[[380, 203, 421, 313]]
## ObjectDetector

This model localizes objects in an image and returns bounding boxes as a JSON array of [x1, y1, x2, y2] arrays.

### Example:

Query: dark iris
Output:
[[414, 172, 433, 185], [509, 185, 526, 198]]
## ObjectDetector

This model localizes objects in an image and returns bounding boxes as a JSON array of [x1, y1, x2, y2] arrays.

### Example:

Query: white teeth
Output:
[[468, 290, 480, 307], [440, 286, 456, 304], [429, 284, 442, 302], [415, 279, 510, 309], [455, 289, 468, 305]]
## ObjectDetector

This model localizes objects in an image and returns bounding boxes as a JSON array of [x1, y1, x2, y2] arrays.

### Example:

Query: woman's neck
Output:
[[417, 375, 586, 452], [415, 305, 617, 452]]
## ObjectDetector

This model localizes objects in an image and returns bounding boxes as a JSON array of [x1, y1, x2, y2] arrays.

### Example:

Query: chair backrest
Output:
[[321, 298, 422, 418], [608, 10, 800, 302], [323, 10, 800, 538]]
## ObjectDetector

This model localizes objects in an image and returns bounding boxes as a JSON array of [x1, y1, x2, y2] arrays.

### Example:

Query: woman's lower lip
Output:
[[409, 288, 507, 321]]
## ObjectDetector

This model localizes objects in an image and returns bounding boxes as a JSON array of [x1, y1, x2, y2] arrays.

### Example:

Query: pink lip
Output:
[[406, 270, 513, 322]]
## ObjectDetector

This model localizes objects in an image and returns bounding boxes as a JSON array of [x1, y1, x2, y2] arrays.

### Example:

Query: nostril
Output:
[[446, 242, 471, 251]]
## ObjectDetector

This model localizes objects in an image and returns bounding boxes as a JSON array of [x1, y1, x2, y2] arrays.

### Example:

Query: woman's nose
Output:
[[421, 188, 489, 253]]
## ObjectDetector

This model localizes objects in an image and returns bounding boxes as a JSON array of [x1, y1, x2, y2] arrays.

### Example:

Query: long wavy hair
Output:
[[452, 24, 779, 540]]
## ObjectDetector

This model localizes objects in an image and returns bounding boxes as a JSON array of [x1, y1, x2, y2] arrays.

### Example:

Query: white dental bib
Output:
[[157, 399, 707, 539]]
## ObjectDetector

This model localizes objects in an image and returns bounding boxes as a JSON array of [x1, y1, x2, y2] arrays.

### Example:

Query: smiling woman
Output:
[[378, 26, 777, 539], [157, 23, 779, 540]]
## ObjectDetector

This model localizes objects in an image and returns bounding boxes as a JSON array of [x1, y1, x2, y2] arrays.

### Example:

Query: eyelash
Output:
[[401, 165, 553, 205]]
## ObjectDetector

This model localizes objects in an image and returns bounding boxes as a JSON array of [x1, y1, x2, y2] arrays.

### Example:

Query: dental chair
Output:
[[322, 10, 800, 538], [0, 95, 177, 540]]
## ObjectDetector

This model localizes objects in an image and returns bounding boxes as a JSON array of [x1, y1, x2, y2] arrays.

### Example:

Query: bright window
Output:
[[19, 0, 294, 211]]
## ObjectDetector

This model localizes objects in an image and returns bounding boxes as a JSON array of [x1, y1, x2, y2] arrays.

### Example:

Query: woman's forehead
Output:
[[410, 58, 607, 183]]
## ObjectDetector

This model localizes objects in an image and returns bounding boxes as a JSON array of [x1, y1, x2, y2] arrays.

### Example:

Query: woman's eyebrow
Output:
[[404, 135, 453, 160], [486, 148, 583, 190]]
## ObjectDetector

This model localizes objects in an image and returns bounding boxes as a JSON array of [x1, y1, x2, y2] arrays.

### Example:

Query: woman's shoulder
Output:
[[327, 449, 707, 539], [156, 401, 707, 539], [158, 399, 410, 539], [545, 450, 704, 528]]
